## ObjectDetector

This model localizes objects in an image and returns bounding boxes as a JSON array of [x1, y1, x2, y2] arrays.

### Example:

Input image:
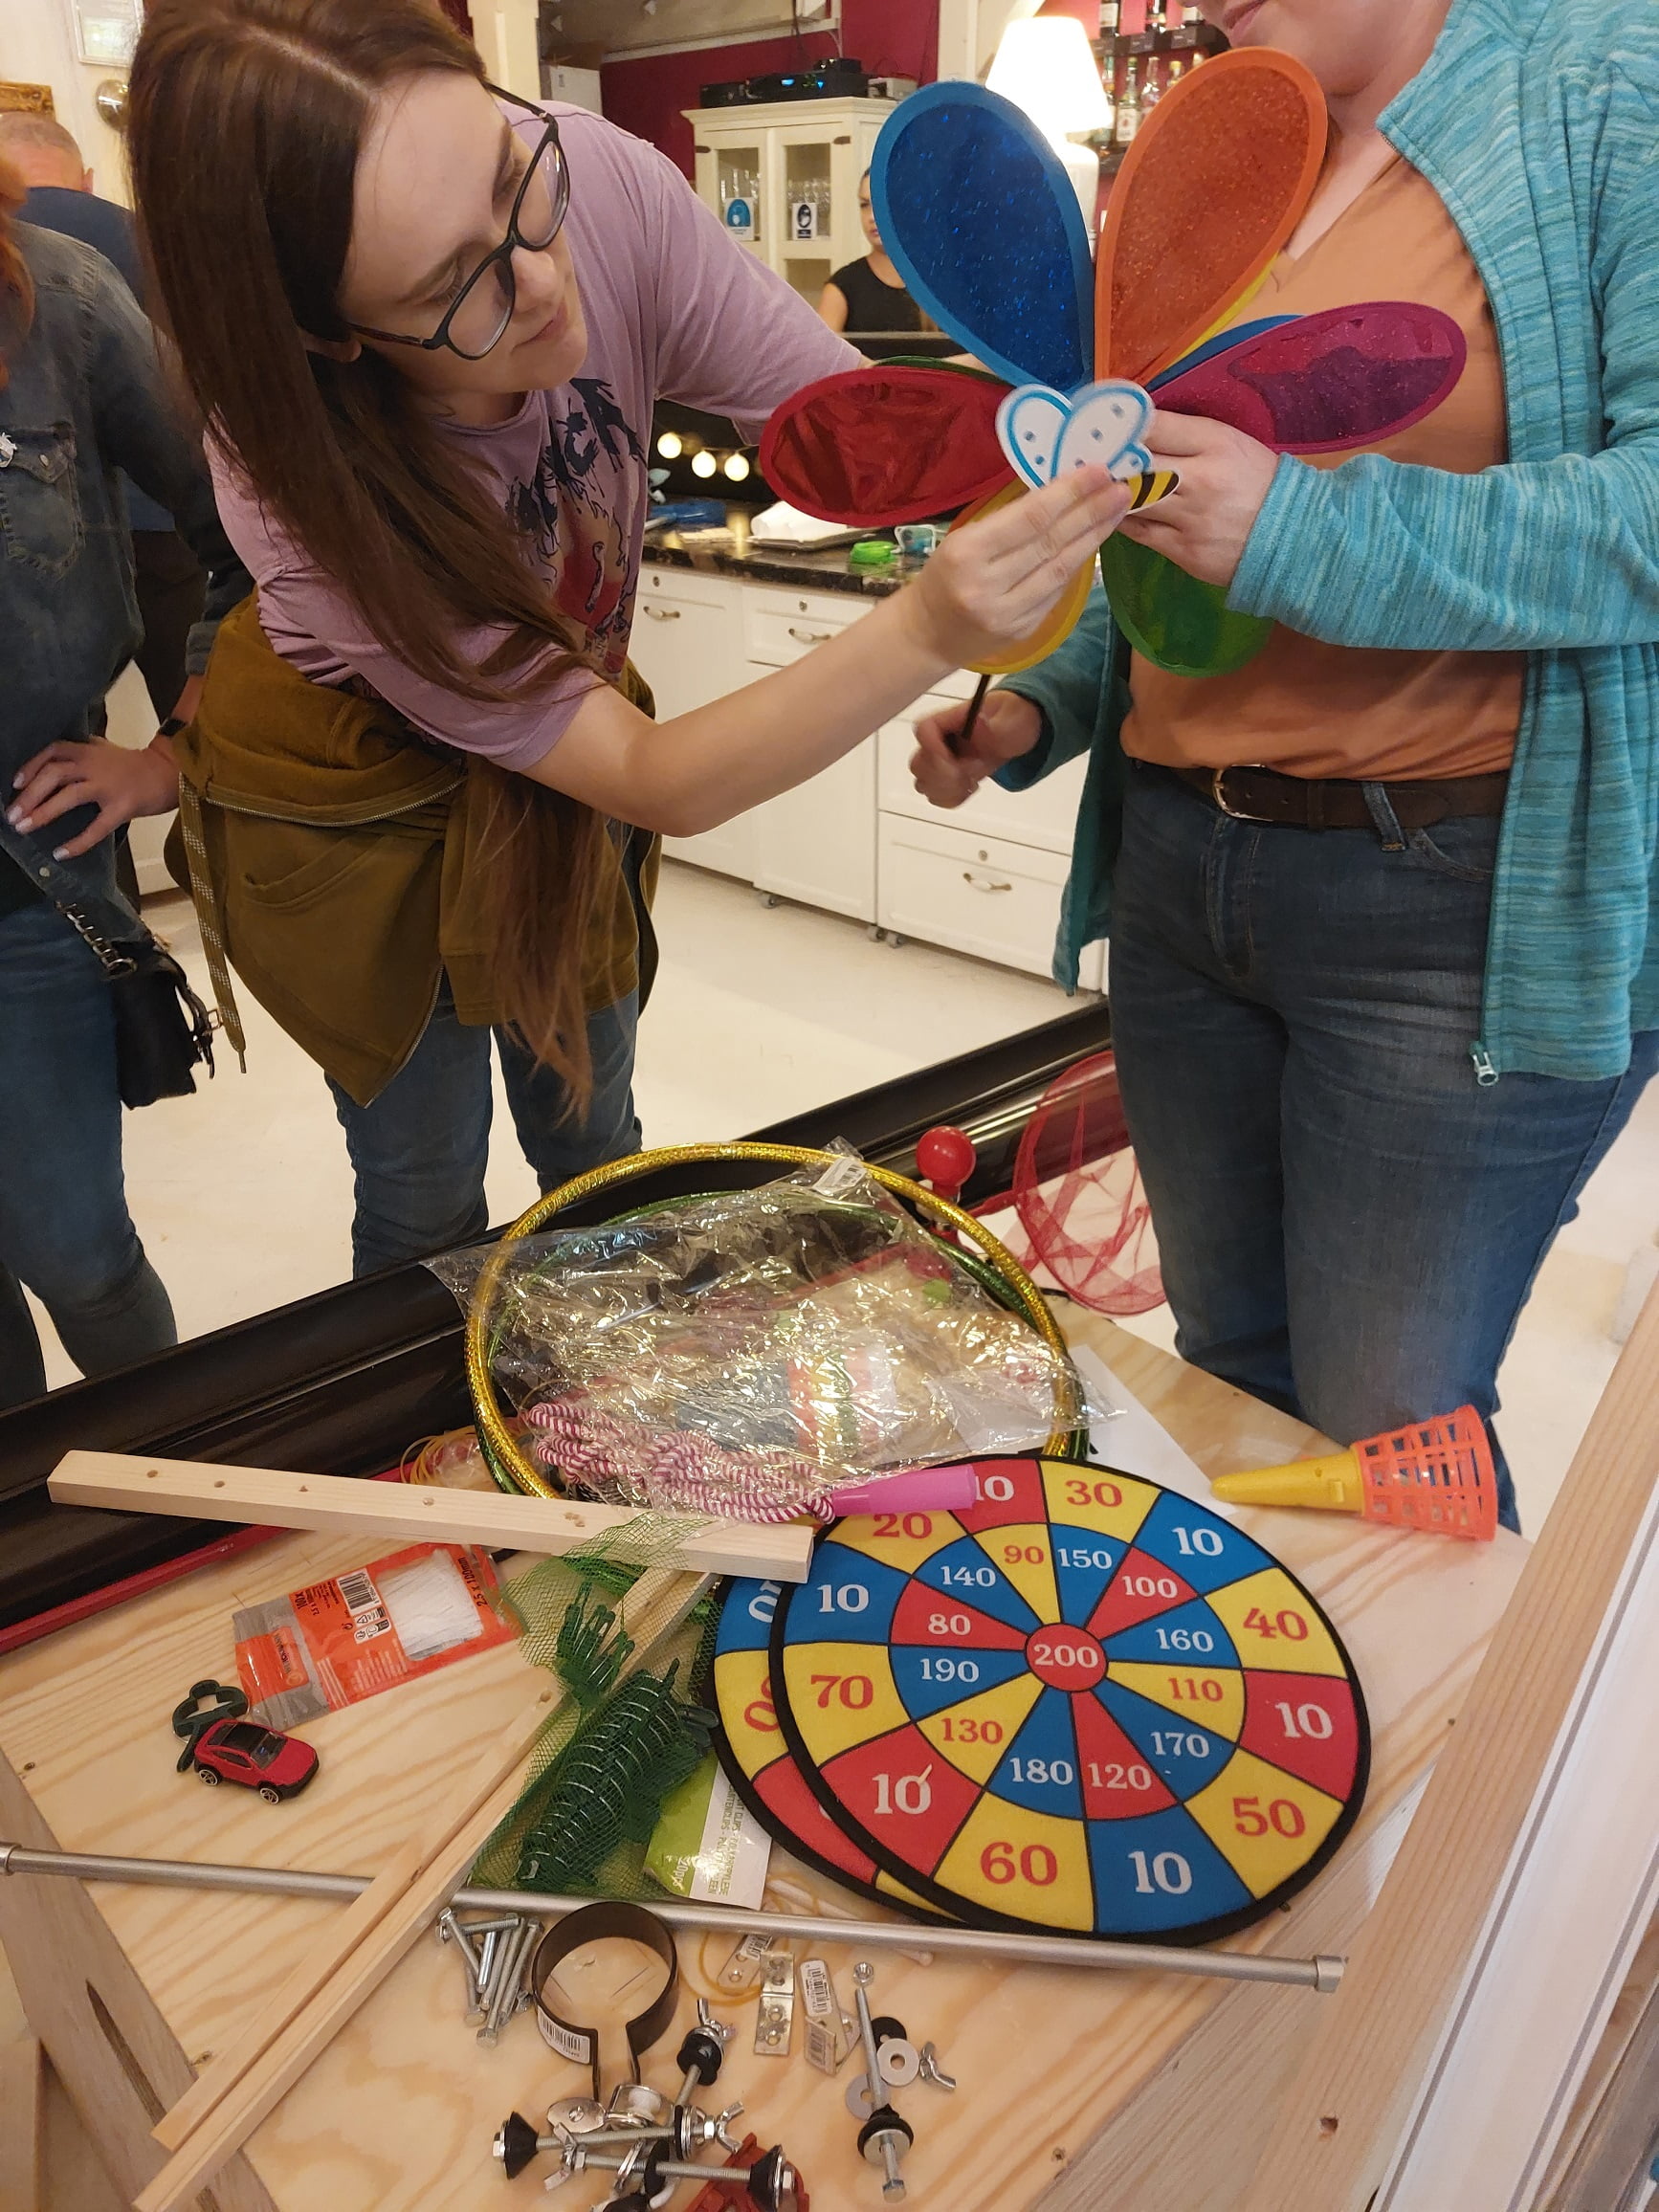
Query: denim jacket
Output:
[[1, 222, 249, 918]]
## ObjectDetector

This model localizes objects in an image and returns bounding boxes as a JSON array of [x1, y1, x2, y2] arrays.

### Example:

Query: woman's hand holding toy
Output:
[[1117, 410, 1280, 588]]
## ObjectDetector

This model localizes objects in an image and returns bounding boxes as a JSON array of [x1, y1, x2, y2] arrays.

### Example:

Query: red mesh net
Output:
[[1355, 1405, 1497, 1540], [1008, 1052, 1163, 1316]]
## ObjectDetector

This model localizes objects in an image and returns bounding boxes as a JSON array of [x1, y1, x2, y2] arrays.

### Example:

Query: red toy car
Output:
[[190, 1717, 318, 1803]]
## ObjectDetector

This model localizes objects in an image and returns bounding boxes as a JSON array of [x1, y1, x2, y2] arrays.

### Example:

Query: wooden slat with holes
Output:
[[0, 1317, 1529, 2212], [47, 1450, 815, 1582]]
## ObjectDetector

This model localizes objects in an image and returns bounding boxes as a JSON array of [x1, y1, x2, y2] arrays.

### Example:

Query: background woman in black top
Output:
[[818, 170, 928, 335]]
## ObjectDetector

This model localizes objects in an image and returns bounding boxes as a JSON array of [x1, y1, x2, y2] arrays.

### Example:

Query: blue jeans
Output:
[[0, 898, 177, 1407], [1108, 764, 1659, 1532], [327, 986, 642, 1276]]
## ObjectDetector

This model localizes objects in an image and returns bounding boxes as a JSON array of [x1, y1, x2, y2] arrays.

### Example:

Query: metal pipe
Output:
[[0, 1841, 1343, 1991]]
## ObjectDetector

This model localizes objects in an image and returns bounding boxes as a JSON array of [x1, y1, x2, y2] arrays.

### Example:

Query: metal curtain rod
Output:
[[0, 1841, 1343, 1992]]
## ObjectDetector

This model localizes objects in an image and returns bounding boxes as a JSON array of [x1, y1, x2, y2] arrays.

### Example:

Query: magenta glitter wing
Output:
[[1150, 302, 1469, 454]]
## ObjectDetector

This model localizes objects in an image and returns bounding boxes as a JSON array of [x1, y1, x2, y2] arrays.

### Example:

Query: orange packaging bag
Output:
[[233, 1543, 516, 1727]]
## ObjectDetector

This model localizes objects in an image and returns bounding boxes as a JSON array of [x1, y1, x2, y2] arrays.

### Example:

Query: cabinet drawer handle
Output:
[[787, 625, 835, 644], [642, 606, 681, 621], [962, 870, 1013, 893]]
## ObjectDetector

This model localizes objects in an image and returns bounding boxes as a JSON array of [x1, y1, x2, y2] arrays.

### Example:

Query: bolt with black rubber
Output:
[[490, 2111, 542, 2180], [858, 2106, 914, 2203], [550, 2138, 799, 2212], [675, 1994, 734, 2104]]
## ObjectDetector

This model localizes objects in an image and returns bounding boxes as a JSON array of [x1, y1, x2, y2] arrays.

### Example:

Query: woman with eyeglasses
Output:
[[108, 0, 1125, 1277]]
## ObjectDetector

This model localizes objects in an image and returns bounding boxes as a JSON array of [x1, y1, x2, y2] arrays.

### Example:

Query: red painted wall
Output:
[[600, 0, 940, 177]]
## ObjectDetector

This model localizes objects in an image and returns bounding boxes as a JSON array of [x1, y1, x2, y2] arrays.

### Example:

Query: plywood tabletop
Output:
[[0, 1312, 1529, 2212]]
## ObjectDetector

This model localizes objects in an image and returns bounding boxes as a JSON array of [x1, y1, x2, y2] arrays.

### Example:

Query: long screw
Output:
[[515, 2106, 743, 2160], [851, 1962, 884, 2098], [479, 1919, 535, 2046], [437, 1909, 482, 2010], [852, 1964, 906, 2203], [554, 2140, 795, 2206]]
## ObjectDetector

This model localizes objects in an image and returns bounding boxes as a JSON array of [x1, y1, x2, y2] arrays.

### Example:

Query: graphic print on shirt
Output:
[[505, 375, 647, 675]]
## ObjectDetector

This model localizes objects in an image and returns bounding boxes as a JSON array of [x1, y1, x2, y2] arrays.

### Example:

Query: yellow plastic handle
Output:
[[1211, 1449, 1364, 1515]]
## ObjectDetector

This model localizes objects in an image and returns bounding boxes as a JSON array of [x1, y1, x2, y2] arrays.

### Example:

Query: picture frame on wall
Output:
[[68, 0, 143, 67]]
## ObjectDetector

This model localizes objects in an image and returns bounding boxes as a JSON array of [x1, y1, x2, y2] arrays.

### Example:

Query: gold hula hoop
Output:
[[463, 1141, 1083, 1497]]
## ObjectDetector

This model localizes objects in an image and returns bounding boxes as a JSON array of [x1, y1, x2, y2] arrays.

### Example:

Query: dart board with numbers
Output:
[[712, 1453, 1368, 1945]]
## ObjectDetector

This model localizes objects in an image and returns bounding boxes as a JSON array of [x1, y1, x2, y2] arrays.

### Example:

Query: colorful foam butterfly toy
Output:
[[761, 51, 1468, 679]]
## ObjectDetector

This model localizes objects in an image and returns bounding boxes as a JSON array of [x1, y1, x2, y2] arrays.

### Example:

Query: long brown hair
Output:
[[0, 154, 35, 386], [127, 0, 610, 1100]]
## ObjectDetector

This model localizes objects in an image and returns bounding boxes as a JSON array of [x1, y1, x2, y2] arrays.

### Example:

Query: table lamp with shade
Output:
[[985, 6, 1112, 231]]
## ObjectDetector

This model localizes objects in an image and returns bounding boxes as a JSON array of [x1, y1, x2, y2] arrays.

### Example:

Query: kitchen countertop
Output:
[[641, 502, 916, 598]]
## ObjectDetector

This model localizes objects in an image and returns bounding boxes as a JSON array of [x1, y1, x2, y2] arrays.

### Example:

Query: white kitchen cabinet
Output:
[[633, 561, 1103, 990], [877, 815, 1075, 979], [685, 98, 899, 308], [741, 584, 875, 921], [876, 699, 1091, 852], [628, 567, 757, 882]]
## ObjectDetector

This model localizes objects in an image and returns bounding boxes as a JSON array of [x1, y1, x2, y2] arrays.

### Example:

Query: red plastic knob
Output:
[[916, 1124, 978, 1204]]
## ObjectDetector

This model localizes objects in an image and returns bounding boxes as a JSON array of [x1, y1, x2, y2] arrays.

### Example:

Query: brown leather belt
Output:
[[1161, 761, 1509, 830]]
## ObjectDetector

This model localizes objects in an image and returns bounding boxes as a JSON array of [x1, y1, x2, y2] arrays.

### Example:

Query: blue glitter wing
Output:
[[870, 83, 1094, 393]]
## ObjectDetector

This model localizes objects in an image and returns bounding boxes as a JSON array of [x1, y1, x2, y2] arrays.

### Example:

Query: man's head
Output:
[[0, 113, 92, 194]]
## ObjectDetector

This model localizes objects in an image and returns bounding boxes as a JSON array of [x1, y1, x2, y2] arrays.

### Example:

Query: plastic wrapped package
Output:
[[431, 1150, 1086, 1518]]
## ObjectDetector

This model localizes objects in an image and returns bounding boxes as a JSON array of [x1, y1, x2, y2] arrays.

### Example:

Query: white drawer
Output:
[[877, 815, 1070, 980], [876, 707, 1087, 853], [639, 564, 733, 615], [743, 584, 867, 666]]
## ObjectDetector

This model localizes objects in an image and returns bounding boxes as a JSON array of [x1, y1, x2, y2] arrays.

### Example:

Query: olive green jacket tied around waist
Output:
[[171, 595, 658, 1106]]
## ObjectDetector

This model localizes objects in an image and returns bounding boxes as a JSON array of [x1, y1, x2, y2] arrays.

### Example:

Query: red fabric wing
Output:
[[1152, 302, 1469, 454], [760, 365, 1013, 526]]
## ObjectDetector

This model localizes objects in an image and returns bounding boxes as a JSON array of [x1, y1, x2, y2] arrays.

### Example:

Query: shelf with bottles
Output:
[[1092, 0, 1228, 168]]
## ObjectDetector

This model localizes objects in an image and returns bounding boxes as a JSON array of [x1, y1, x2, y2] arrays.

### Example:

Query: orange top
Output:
[[1122, 155, 1526, 781]]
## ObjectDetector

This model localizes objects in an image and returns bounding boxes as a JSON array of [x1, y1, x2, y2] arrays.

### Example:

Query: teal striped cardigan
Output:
[[998, 0, 1659, 1083]]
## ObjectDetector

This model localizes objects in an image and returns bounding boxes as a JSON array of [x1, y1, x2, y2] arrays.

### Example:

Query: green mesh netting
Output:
[[1100, 532, 1272, 678], [472, 1553, 721, 1903]]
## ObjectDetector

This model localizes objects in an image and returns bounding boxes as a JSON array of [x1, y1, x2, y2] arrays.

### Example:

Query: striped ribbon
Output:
[[524, 1401, 836, 1523]]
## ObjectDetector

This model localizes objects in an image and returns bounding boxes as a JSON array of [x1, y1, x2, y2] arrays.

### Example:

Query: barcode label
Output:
[[337, 1569, 378, 1613], [798, 1958, 835, 2020], [537, 2014, 592, 2065]]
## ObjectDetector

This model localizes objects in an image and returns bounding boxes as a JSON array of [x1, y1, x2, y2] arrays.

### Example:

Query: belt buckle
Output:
[[1210, 764, 1272, 822]]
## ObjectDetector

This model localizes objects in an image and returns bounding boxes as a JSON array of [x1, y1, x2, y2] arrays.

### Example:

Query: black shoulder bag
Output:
[[0, 822, 215, 1108]]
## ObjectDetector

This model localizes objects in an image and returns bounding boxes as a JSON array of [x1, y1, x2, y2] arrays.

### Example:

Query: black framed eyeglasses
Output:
[[348, 87, 570, 362]]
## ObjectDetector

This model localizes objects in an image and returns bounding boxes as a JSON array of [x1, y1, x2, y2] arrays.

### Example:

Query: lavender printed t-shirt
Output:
[[209, 103, 860, 770]]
